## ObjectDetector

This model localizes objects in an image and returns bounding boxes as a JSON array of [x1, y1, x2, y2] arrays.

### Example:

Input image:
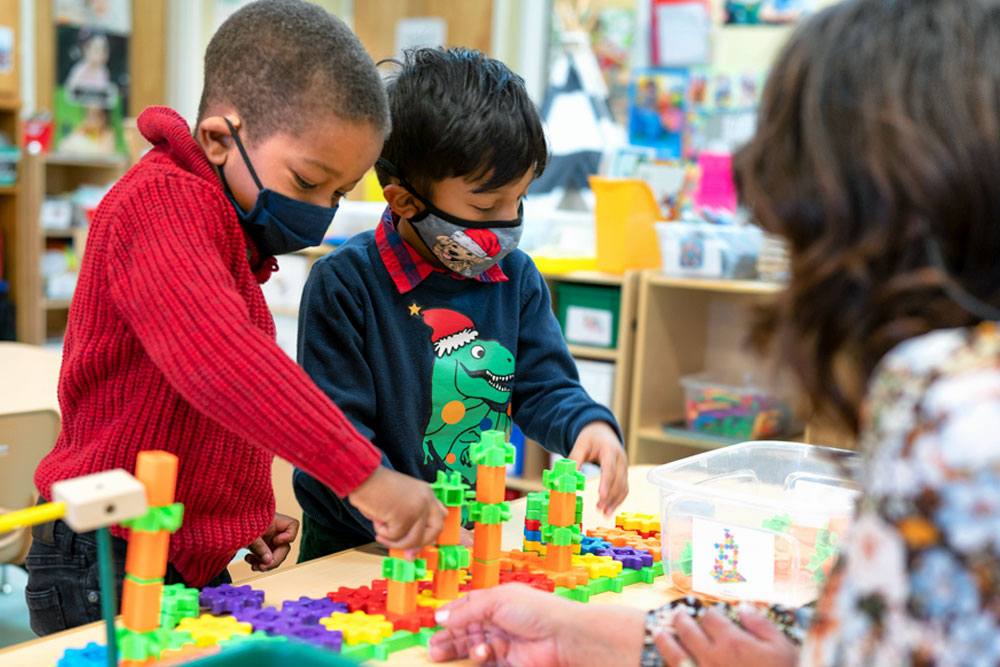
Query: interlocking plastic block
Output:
[[135, 450, 179, 506], [469, 430, 516, 468], [595, 546, 654, 570], [273, 621, 344, 651], [199, 583, 265, 615], [525, 492, 549, 521], [385, 605, 437, 632], [641, 561, 665, 584], [340, 642, 375, 662], [541, 523, 582, 547], [473, 522, 502, 561], [430, 470, 469, 507], [554, 585, 590, 602], [500, 549, 546, 572], [587, 573, 625, 596], [432, 568, 462, 601], [373, 629, 422, 661], [545, 566, 590, 590], [440, 505, 462, 545], [545, 543, 573, 572], [617, 567, 643, 587], [436, 544, 470, 571], [572, 543, 582, 555], [50, 469, 148, 532], [467, 500, 511, 525], [57, 642, 107, 667], [382, 557, 427, 583], [498, 570, 555, 592], [156, 643, 215, 665], [523, 528, 542, 542], [125, 530, 169, 581], [387, 579, 418, 616], [574, 553, 623, 579], [475, 465, 507, 504], [176, 614, 252, 647], [542, 459, 585, 494], [522, 539, 546, 555], [216, 631, 288, 648], [232, 606, 287, 633], [419, 545, 439, 571], [116, 626, 187, 662], [616, 512, 661, 534], [327, 581, 388, 614], [524, 519, 542, 531], [547, 490, 577, 527], [280, 596, 349, 623], [122, 576, 164, 632], [586, 526, 640, 547], [320, 610, 393, 645], [471, 558, 501, 589]]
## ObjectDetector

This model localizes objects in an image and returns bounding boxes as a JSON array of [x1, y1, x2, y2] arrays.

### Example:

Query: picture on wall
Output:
[[724, 0, 816, 25], [53, 0, 131, 154], [627, 68, 689, 160]]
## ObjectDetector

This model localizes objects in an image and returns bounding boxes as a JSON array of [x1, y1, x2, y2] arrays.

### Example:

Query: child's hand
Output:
[[245, 513, 299, 572], [568, 421, 629, 516], [349, 466, 447, 558]]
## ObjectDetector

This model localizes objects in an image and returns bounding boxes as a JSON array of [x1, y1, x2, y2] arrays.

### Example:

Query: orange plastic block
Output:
[[388, 548, 407, 559], [543, 566, 590, 589], [586, 526, 636, 547], [545, 544, 573, 573], [547, 491, 577, 528], [121, 577, 163, 633], [433, 568, 461, 600], [420, 545, 439, 572], [500, 549, 546, 573], [471, 559, 501, 589], [473, 523, 502, 562], [120, 659, 152, 667], [475, 466, 507, 504], [125, 530, 169, 580], [387, 579, 418, 616], [440, 506, 462, 546], [134, 450, 178, 507]]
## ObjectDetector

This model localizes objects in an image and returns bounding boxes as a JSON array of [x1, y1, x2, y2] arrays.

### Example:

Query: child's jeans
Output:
[[24, 511, 231, 636]]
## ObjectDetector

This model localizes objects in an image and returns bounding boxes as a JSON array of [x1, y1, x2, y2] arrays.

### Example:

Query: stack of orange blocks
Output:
[[541, 459, 586, 573], [467, 431, 515, 589], [423, 470, 470, 601]]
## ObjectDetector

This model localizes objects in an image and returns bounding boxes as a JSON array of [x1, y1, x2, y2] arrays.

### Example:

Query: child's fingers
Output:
[[247, 537, 273, 565]]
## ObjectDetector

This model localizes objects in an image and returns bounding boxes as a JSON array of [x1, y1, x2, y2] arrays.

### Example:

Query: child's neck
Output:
[[397, 218, 447, 271]]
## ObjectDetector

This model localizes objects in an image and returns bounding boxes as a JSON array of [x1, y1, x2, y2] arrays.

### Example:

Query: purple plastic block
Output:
[[269, 620, 343, 651], [595, 546, 655, 570], [199, 583, 265, 614], [233, 606, 287, 633], [281, 596, 349, 624]]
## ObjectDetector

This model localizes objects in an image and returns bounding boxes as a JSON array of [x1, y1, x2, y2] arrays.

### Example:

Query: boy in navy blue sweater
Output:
[[293, 47, 628, 560]]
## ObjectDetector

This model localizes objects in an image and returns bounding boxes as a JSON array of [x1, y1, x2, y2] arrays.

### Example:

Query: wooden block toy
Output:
[[50, 469, 148, 532], [124, 530, 170, 580], [121, 577, 164, 632], [472, 522, 502, 561], [134, 450, 179, 506], [475, 465, 506, 504], [470, 559, 501, 589]]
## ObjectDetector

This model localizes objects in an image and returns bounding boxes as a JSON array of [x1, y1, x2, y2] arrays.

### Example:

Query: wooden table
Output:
[[0, 465, 674, 666]]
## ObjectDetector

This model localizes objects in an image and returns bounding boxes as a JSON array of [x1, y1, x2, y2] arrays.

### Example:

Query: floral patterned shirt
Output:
[[802, 323, 1000, 666]]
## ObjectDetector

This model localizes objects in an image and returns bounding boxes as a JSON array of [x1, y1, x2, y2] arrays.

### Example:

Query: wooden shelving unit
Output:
[[0, 0, 21, 342]]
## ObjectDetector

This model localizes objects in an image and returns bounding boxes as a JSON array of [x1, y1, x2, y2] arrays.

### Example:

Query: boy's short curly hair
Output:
[[376, 47, 548, 195], [197, 0, 389, 144]]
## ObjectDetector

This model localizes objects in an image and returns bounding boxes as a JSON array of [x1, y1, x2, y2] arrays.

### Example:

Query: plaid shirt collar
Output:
[[374, 206, 508, 294]]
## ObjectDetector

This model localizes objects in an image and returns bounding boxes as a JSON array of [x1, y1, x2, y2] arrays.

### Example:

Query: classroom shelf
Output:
[[645, 274, 784, 294], [566, 344, 619, 362], [0, 184, 17, 195], [42, 228, 77, 238], [44, 153, 127, 169]]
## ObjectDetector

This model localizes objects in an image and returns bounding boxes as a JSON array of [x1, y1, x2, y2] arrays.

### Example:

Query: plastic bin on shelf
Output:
[[648, 441, 861, 607], [655, 221, 763, 279], [590, 176, 663, 274], [555, 282, 620, 349], [681, 371, 794, 440]]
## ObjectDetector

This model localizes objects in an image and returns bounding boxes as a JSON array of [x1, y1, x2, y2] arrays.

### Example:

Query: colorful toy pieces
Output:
[[45, 434, 665, 665]]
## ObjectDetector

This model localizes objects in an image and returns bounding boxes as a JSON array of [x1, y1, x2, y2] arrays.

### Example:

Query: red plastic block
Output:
[[327, 580, 388, 614], [547, 491, 577, 528], [471, 559, 501, 590], [386, 579, 417, 616], [476, 466, 507, 504], [472, 523, 502, 562], [545, 544, 573, 573], [498, 570, 555, 592], [524, 519, 542, 532], [386, 605, 437, 632], [121, 577, 163, 633]]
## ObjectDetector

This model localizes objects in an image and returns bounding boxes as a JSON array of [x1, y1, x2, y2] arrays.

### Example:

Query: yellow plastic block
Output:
[[320, 610, 394, 645], [418, 588, 467, 609], [522, 540, 546, 555], [176, 614, 252, 647], [574, 553, 623, 579], [572, 543, 581, 555], [615, 512, 660, 534]]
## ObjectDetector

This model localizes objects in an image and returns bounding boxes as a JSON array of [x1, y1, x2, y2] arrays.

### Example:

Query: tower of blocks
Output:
[[522, 491, 583, 556], [541, 459, 586, 572], [467, 430, 515, 589], [426, 470, 470, 600]]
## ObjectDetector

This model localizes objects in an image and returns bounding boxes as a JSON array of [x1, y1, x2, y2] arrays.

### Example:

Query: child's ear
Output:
[[383, 184, 424, 220], [197, 115, 240, 167]]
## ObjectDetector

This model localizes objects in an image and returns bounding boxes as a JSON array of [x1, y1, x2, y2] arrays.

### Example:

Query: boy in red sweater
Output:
[[25, 0, 445, 636]]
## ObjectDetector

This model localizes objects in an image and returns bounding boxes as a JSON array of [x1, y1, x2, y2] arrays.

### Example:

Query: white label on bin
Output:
[[791, 481, 859, 515], [692, 518, 774, 600], [565, 305, 613, 347]]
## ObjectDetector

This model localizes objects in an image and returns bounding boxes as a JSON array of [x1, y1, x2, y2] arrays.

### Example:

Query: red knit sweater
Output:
[[34, 107, 381, 587]]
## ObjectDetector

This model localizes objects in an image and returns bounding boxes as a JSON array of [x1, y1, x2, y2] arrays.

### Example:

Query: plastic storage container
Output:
[[590, 176, 663, 274], [655, 221, 763, 279], [555, 283, 620, 349], [681, 371, 794, 440], [648, 441, 861, 607]]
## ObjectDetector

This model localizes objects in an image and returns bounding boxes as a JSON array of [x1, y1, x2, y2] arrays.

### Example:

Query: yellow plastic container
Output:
[[590, 177, 663, 274]]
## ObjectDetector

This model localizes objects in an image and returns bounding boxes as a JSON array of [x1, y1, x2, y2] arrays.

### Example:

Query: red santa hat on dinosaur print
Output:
[[450, 228, 500, 260], [422, 309, 479, 357]]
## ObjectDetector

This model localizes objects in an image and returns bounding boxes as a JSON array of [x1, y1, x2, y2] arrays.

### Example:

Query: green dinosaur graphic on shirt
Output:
[[415, 306, 514, 484]]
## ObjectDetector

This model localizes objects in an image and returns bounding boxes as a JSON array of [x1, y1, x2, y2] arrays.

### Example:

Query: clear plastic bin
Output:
[[681, 371, 794, 440], [655, 221, 762, 279], [648, 441, 861, 607]]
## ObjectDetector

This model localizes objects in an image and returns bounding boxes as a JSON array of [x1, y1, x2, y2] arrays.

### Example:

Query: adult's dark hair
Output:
[[736, 0, 1000, 433], [197, 0, 389, 143], [376, 47, 548, 194]]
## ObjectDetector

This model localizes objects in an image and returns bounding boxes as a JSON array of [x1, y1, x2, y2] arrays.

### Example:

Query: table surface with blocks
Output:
[[1, 465, 676, 666]]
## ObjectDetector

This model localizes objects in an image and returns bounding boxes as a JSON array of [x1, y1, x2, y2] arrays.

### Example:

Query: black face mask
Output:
[[218, 118, 338, 257]]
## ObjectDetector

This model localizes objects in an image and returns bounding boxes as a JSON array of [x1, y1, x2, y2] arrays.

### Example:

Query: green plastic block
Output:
[[761, 513, 793, 533], [436, 545, 471, 570], [373, 630, 421, 661], [117, 627, 186, 661], [217, 631, 288, 648], [430, 470, 469, 507], [806, 523, 840, 584], [671, 541, 693, 577], [542, 459, 586, 493], [525, 491, 549, 521], [124, 573, 164, 586], [540, 523, 582, 546], [381, 557, 427, 582], [417, 627, 438, 647], [467, 501, 511, 525], [587, 576, 616, 596], [469, 430, 516, 468], [340, 641, 376, 662], [554, 586, 574, 600], [639, 562, 664, 584], [556, 585, 589, 603], [160, 583, 199, 629], [617, 568, 642, 587], [121, 503, 184, 534]]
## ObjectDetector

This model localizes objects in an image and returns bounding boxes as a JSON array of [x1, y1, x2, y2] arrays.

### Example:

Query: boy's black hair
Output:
[[376, 47, 548, 195], [197, 0, 389, 143]]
